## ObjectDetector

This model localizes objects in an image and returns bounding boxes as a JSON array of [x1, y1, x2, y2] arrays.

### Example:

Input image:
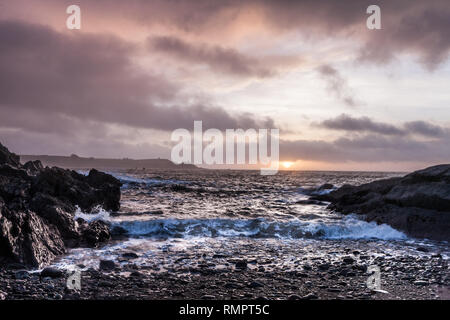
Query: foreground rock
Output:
[[0, 142, 122, 268], [313, 164, 450, 241]]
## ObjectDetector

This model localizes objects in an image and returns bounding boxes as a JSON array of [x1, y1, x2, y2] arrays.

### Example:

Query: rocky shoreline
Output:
[[1, 141, 449, 301], [0, 239, 448, 300], [313, 164, 450, 241], [0, 142, 122, 268]]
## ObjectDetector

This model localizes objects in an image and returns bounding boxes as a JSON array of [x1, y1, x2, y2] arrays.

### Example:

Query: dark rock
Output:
[[41, 267, 64, 278], [122, 252, 139, 259], [235, 260, 248, 269], [313, 164, 450, 241], [295, 199, 327, 206], [416, 247, 429, 253], [248, 281, 264, 288], [0, 143, 20, 167], [288, 294, 301, 300], [318, 263, 331, 271], [23, 160, 43, 175], [99, 260, 116, 271], [80, 220, 111, 247], [0, 142, 121, 268], [86, 169, 122, 211], [343, 256, 355, 264]]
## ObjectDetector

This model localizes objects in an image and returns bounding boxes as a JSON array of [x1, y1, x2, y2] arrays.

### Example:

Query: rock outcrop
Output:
[[0, 143, 122, 268], [313, 164, 450, 241]]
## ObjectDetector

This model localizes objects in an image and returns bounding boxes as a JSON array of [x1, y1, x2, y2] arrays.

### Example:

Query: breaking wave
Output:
[[111, 215, 407, 241]]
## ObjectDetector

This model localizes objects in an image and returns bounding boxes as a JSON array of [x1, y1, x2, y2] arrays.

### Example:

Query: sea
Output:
[[51, 170, 450, 272]]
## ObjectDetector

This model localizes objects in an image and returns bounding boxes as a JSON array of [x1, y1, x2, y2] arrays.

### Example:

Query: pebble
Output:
[[248, 281, 264, 288], [235, 260, 248, 270]]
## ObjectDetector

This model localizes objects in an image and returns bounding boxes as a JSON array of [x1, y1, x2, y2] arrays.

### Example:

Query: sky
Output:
[[0, 0, 449, 171]]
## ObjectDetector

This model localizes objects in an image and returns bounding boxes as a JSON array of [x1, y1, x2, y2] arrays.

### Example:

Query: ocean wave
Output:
[[77, 170, 189, 188], [111, 215, 407, 240], [74, 206, 112, 223]]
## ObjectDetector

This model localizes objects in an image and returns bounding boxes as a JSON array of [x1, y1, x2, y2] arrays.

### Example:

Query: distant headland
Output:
[[20, 154, 199, 170]]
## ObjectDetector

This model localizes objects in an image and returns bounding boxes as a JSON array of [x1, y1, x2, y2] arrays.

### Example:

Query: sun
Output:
[[282, 161, 293, 169]]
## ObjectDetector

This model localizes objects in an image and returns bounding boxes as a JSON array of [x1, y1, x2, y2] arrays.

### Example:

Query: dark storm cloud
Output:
[[317, 114, 449, 138], [148, 36, 275, 78], [317, 65, 359, 107], [0, 20, 274, 135]]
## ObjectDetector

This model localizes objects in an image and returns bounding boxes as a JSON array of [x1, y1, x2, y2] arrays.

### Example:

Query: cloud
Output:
[[317, 65, 360, 107], [5, 1, 450, 70], [317, 114, 404, 135], [358, 6, 450, 70], [0, 20, 275, 135], [404, 121, 447, 137], [280, 134, 450, 163], [317, 114, 449, 137], [148, 35, 275, 78]]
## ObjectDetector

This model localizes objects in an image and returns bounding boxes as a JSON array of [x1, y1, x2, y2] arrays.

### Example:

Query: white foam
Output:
[[305, 215, 407, 240], [74, 206, 112, 223], [110, 215, 407, 241]]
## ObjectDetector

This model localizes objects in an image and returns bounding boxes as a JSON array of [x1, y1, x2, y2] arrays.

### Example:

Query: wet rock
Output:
[[288, 294, 301, 300], [318, 263, 331, 271], [0, 142, 121, 268], [314, 164, 450, 241], [122, 252, 139, 259], [343, 256, 355, 264], [41, 267, 64, 278], [416, 247, 429, 253], [99, 260, 116, 271], [235, 260, 248, 270], [81, 220, 111, 247]]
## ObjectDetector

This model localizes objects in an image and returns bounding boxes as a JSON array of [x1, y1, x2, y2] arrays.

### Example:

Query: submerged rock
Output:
[[314, 164, 450, 241], [0, 142, 122, 268]]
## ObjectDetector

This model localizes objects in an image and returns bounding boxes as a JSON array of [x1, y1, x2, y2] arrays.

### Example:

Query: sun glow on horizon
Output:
[[282, 161, 293, 169]]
